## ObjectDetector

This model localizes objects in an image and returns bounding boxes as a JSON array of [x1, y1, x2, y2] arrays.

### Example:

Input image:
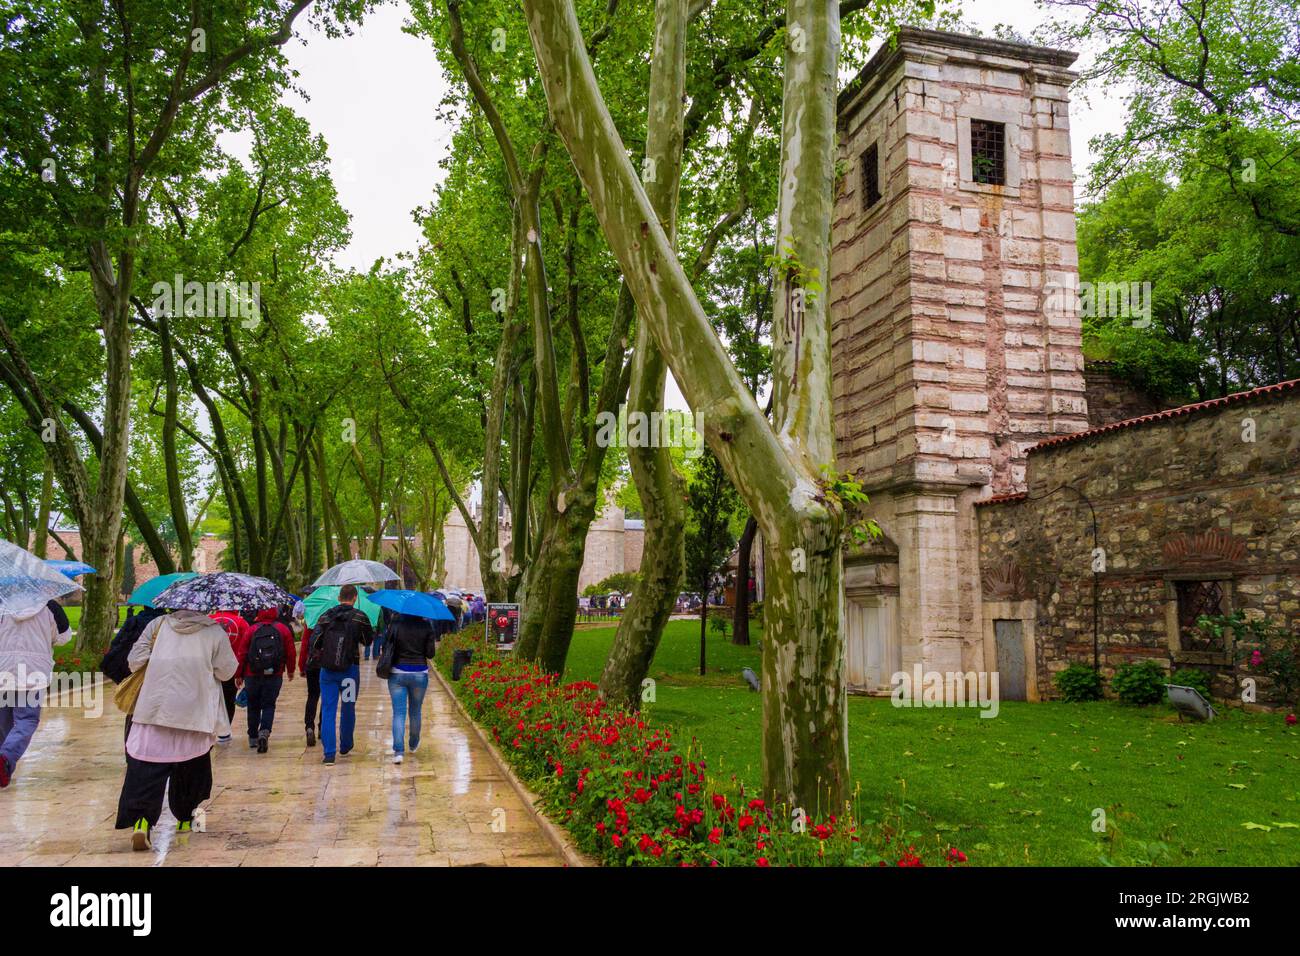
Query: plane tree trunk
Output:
[[599, 0, 688, 711], [521, 0, 849, 811]]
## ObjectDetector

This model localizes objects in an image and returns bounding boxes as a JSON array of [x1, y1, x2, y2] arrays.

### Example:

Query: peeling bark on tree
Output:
[[521, 0, 849, 810], [599, 0, 689, 711]]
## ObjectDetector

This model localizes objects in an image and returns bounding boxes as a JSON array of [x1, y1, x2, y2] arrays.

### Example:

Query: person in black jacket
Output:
[[383, 613, 438, 765], [100, 605, 167, 743], [101, 607, 165, 684], [314, 585, 374, 765]]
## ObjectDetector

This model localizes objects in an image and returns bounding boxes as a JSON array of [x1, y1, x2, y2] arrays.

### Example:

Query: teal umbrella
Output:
[[128, 571, 200, 608], [303, 585, 381, 628]]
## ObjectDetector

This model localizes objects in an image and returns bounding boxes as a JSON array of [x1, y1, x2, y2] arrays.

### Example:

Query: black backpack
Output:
[[247, 623, 285, 676], [314, 607, 358, 672]]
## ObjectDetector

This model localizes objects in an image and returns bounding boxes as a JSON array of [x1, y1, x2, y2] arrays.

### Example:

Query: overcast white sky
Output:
[[277, 0, 1122, 410]]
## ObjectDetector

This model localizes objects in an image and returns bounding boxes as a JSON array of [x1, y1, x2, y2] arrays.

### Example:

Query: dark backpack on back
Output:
[[247, 623, 285, 675], [314, 608, 357, 672]]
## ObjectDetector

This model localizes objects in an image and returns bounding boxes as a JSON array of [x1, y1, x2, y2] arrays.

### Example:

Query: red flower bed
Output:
[[440, 638, 968, 868]]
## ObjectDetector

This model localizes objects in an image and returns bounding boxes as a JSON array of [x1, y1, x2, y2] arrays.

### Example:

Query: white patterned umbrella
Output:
[[0, 538, 83, 613], [152, 572, 295, 613], [312, 559, 399, 587]]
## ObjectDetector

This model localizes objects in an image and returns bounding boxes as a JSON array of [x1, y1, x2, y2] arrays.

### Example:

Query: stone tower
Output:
[[829, 27, 1089, 690]]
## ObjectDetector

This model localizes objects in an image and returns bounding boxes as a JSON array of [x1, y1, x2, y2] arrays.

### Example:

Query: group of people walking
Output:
[[0, 579, 448, 852], [114, 583, 446, 848]]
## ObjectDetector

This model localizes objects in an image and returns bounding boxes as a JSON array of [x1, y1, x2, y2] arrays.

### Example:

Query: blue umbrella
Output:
[[128, 571, 200, 608], [46, 559, 97, 579], [367, 589, 454, 622]]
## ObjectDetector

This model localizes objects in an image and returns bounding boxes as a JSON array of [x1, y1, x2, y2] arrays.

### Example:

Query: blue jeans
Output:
[[365, 633, 384, 661], [0, 702, 41, 774], [318, 665, 359, 757], [387, 670, 428, 755], [244, 675, 283, 739]]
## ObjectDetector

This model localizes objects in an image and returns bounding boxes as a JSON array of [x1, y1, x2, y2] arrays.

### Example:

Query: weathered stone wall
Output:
[[1083, 360, 1166, 427], [977, 381, 1300, 702]]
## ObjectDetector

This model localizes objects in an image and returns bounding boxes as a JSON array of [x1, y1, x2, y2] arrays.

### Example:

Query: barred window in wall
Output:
[[969, 119, 1006, 186], [1175, 580, 1226, 651], [861, 142, 881, 210]]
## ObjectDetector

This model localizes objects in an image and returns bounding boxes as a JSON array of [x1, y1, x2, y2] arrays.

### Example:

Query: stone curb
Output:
[[430, 663, 595, 868]]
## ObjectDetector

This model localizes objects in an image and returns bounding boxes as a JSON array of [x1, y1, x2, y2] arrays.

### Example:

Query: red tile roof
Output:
[[1029, 378, 1300, 454], [973, 492, 1027, 508]]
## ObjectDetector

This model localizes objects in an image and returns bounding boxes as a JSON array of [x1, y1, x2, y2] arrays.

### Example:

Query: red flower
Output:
[[708, 827, 722, 845], [896, 846, 924, 867], [947, 847, 967, 864], [755, 857, 770, 867], [1287, 713, 1297, 726], [737, 814, 755, 831]]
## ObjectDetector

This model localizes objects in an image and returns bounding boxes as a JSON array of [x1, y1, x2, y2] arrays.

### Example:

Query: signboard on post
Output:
[[487, 603, 520, 647]]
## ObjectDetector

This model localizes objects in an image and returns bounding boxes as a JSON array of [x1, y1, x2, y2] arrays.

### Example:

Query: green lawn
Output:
[[61, 604, 129, 633], [563, 620, 1300, 866]]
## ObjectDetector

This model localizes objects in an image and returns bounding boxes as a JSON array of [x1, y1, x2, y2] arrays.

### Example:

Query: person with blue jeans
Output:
[[0, 600, 69, 788], [311, 585, 374, 765], [365, 607, 391, 661], [384, 613, 439, 765]]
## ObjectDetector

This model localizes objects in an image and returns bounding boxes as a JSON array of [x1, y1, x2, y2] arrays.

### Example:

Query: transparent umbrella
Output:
[[0, 539, 83, 614], [312, 559, 400, 587]]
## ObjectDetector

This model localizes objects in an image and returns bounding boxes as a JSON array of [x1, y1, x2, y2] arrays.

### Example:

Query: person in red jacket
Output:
[[296, 609, 320, 747], [233, 608, 296, 753], [209, 610, 250, 744]]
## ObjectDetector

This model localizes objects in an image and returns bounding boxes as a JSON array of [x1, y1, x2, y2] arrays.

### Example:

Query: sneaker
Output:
[[340, 747, 352, 757], [248, 737, 258, 749], [305, 727, 316, 748], [322, 753, 335, 765], [257, 730, 269, 754], [130, 818, 151, 851], [393, 753, 403, 765], [0, 756, 10, 789], [176, 820, 191, 833], [409, 740, 420, 754], [217, 734, 232, 746]]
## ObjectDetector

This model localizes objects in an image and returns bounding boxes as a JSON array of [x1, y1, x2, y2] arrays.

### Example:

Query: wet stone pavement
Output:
[[1, 667, 564, 867]]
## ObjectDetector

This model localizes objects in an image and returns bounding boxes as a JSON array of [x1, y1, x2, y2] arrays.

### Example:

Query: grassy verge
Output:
[[560, 620, 1300, 866]]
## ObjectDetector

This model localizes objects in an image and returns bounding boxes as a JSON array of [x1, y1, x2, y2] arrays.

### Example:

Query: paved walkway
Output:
[[1, 667, 563, 867]]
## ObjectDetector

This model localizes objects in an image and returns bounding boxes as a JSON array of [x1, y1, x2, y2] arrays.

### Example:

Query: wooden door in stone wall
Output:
[[846, 595, 899, 692], [994, 619, 1027, 701]]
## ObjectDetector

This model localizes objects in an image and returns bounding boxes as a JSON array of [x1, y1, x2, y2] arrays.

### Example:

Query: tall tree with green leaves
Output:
[[520, 0, 857, 808], [0, 0, 374, 649]]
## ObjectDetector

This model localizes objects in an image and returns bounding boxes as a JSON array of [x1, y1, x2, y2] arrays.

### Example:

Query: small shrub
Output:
[[1203, 611, 1300, 708], [1055, 663, 1104, 702], [1111, 661, 1167, 706], [1169, 667, 1212, 699], [433, 623, 486, 671]]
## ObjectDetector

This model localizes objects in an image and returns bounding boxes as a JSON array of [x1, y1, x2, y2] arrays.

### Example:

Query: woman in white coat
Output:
[[0, 600, 70, 788], [114, 609, 238, 850]]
